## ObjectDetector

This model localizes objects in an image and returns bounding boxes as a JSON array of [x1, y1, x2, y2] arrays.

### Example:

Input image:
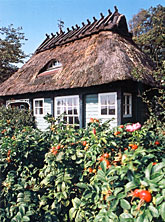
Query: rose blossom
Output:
[[126, 122, 141, 132]]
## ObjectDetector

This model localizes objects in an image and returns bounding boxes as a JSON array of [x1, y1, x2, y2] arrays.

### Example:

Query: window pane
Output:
[[108, 107, 115, 115], [73, 98, 78, 106], [69, 116, 73, 124], [74, 108, 78, 115], [68, 107, 72, 115], [75, 117, 79, 124], [127, 105, 130, 115], [123, 105, 126, 115], [100, 96, 106, 105], [39, 100, 43, 107], [101, 106, 107, 115], [62, 99, 66, 106], [57, 100, 61, 106], [127, 96, 130, 105], [57, 107, 61, 115], [63, 106, 67, 114], [108, 95, 115, 105], [68, 98, 72, 106], [39, 108, 43, 114], [35, 101, 39, 107], [64, 116, 67, 122]]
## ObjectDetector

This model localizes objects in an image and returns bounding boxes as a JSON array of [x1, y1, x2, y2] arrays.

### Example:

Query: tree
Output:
[[129, 4, 165, 68], [129, 5, 165, 135], [0, 24, 28, 83]]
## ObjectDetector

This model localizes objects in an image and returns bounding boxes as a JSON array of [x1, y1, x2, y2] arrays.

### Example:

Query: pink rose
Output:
[[132, 122, 141, 131], [126, 124, 134, 132], [126, 122, 141, 132]]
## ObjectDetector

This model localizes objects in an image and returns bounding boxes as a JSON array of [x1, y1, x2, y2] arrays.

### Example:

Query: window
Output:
[[46, 60, 62, 71], [98, 93, 117, 117], [123, 93, 132, 117], [55, 96, 79, 126], [39, 59, 62, 74], [20, 104, 25, 109], [33, 99, 44, 115], [38, 60, 62, 75]]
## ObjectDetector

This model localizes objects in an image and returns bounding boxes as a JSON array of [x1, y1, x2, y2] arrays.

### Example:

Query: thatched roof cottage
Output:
[[0, 7, 154, 130]]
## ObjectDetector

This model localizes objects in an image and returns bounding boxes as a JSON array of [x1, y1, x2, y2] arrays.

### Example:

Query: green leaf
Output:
[[22, 216, 30, 222], [16, 212, 22, 220], [111, 199, 119, 210], [114, 187, 123, 196], [62, 199, 70, 207], [61, 181, 65, 192], [149, 206, 159, 218], [140, 180, 148, 187], [120, 199, 131, 210], [72, 197, 81, 209], [153, 162, 165, 173], [111, 141, 117, 147], [94, 214, 104, 222], [106, 195, 116, 202], [162, 189, 165, 198], [17, 198, 24, 203], [62, 191, 67, 199], [160, 202, 165, 221], [11, 219, 17, 222], [97, 169, 106, 182], [69, 207, 77, 220], [151, 174, 164, 183], [136, 215, 145, 222], [155, 196, 164, 206], [76, 183, 88, 189], [144, 209, 153, 222], [117, 192, 126, 199], [19, 205, 25, 216], [145, 163, 152, 180], [120, 213, 133, 219], [125, 181, 137, 192], [100, 161, 107, 173], [17, 193, 24, 198], [71, 154, 76, 160]]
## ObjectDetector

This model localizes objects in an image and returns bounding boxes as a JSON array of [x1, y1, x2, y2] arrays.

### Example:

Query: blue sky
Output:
[[0, 0, 164, 58]]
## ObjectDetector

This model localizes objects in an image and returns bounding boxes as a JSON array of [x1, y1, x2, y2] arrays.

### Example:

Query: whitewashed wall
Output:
[[85, 93, 118, 128]]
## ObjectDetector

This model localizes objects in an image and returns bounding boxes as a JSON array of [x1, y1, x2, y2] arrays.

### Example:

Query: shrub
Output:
[[0, 106, 36, 136], [0, 116, 164, 221], [0, 126, 50, 222]]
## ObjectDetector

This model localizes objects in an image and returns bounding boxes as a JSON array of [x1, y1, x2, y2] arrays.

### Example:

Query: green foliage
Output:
[[0, 24, 28, 83], [0, 124, 50, 221], [0, 115, 164, 221], [0, 106, 36, 136], [129, 4, 165, 138], [129, 4, 165, 67], [142, 66, 165, 136]]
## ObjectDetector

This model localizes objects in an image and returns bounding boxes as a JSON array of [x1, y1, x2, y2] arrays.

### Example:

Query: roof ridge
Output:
[[35, 6, 132, 54]]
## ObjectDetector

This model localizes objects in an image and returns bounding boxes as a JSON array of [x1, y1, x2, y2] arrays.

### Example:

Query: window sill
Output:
[[123, 115, 132, 118]]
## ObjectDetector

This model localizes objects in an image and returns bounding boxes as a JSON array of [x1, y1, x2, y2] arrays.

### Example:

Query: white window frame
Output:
[[54, 95, 80, 126], [123, 93, 132, 118], [98, 92, 117, 118], [33, 98, 44, 116]]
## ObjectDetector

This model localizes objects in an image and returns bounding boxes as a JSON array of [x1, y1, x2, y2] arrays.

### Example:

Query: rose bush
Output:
[[0, 111, 164, 221]]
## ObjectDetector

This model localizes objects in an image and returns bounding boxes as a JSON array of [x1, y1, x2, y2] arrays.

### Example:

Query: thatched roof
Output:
[[0, 7, 154, 97], [35, 6, 132, 53]]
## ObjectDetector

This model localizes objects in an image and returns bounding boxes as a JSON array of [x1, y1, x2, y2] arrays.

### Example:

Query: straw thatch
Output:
[[0, 8, 154, 97]]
